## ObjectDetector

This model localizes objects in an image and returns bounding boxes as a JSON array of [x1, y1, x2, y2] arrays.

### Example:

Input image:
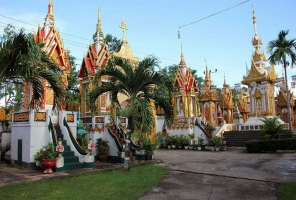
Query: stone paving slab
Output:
[[139, 171, 278, 200], [154, 147, 296, 183]]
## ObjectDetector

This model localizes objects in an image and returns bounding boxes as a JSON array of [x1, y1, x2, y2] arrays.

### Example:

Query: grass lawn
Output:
[[0, 163, 168, 200], [277, 182, 296, 200]]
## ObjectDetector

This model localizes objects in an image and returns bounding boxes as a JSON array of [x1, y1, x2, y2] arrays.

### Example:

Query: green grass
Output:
[[0, 163, 168, 200], [277, 182, 296, 200]]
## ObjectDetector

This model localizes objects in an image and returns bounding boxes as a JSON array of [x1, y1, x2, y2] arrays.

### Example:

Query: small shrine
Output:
[[199, 63, 218, 125], [78, 6, 110, 117], [237, 88, 250, 123], [220, 75, 234, 124], [276, 78, 295, 124], [168, 46, 199, 135], [241, 6, 277, 118]]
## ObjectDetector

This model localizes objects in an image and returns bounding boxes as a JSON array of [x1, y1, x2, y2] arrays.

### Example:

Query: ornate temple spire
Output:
[[94, 5, 104, 52], [179, 44, 186, 68], [44, 0, 55, 35], [252, 4, 257, 35], [120, 17, 128, 44], [224, 73, 226, 86], [251, 5, 266, 67], [46, 0, 54, 26], [204, 60, 210, 86]]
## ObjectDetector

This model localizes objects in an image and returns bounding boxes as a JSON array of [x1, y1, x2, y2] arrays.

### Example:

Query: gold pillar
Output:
[[209, 101, 213, 124]]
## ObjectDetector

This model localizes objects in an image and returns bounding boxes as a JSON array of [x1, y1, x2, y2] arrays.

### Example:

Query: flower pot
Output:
[[171, 145, 176, 149], [215, 147, 220, 151], [167, 145, 171, 149], [198, 147, 202, 151], [189, 146, 194, 150], [145, 154, 153, 160], [98, 154, 108, 162], [184, 146, 189, 150], [178, 145, 183, 149], [42, 159, 56, 174], [220, 146, 226, 151]]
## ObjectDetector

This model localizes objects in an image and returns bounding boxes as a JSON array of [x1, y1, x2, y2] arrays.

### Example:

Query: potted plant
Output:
[[166, 135, 172, 149], [171, 135, 177, 149], [197, 137, 204, 151], [96, 138, 110, 162], [183, 137, 190, 150], [143, 139, 156, 160], [40, 143, 57, 173], [176, 135, 183, 149], [212, 136, 223, 151], [34, 148, 44, 167], [188, 133, 195, 145], [220, 138, 227, 151], [156, 132, 163, 148]]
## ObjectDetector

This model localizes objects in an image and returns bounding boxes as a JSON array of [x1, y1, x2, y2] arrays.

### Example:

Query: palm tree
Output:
[[0, 31, 64, 109], [260, 116, 285, 139], [90, 56, 173, 136], [268, 30, 296, 133]]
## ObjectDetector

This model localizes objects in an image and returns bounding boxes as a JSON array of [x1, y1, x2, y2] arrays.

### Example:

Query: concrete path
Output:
[[1, 148, 295, 199], [139, 147, 296, 200]]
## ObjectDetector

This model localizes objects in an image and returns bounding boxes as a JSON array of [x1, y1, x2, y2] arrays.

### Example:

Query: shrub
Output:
[[212, 136, 223, 147], [246, 138, 296, 153], [96, 138, 110, 154], [142, 139, 156, 155]]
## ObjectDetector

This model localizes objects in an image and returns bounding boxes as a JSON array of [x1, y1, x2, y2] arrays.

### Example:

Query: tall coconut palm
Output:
[[90, 56, 173, 136], [0, 31, 64, 109], [268, 30, 296, 133]]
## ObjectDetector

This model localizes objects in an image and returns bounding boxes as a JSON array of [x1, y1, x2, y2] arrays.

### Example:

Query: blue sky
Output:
[[0, 0, 296, 91]]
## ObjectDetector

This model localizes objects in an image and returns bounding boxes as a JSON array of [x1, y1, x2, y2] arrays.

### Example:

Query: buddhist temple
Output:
[[32, 0, 71, 111], [220, 75, 234, 123], [78, 6, 110, 117], [168, 46, 198, 133], [241, 5, 277, 117], [199, 62, 218, 125]]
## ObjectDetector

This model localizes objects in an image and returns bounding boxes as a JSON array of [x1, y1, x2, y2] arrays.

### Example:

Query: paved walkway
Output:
[[1, 148, 296, 199], [140, 147, 296, 200]]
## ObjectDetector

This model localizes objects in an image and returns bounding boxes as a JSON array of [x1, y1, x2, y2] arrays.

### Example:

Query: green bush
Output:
[[246, 138, 296, 153]]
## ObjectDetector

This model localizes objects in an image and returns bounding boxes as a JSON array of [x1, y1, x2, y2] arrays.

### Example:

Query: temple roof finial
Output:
[[179, 44, 186, 68], [204, 59, 210, 84], [95, 5, 104, 44], [48, 0, 53, 16], [120, 16, 128, 43], [181, 44, 184, 62], [252, 4, 257, 35], [224, 73, 226, 85], [44, 0, 54, 29]]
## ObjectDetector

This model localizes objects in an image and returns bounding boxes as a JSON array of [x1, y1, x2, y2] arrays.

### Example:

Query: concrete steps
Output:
[[54, 126, 83, 171], [223, 130, 263, 147]]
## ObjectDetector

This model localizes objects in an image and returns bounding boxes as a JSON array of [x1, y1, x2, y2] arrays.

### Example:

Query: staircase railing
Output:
[[48, 117, 58, 146], [119, 127, 142, 149], [63, 117, 88, 155], [107, 126, 123, 151]]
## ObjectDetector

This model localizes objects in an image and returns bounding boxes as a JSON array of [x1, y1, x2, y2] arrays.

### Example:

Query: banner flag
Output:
[[291, 75, 296, 81], [291, 82, 296, 89], [234, 83, 241, 88]]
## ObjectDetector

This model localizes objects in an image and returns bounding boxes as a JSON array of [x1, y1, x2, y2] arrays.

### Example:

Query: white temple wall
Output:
[[156, 116, 165, 133]]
